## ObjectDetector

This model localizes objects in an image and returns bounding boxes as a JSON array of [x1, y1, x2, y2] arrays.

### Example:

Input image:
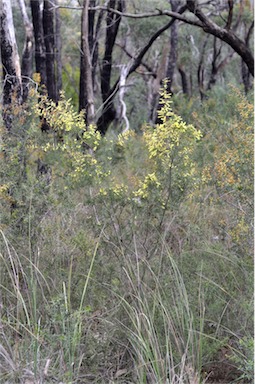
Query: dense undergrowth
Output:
[[0, 83, 253, 383]]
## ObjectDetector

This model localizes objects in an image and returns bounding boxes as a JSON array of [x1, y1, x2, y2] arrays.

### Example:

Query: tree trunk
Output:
[[97, 4, 187, 134], [97, 0, 123, 134], [30, 0, 47, 88], [1, 0, 22, 130], [207, 37, 234, 91], [43, 0, 56, 101], [166, 0, 178, 93], [79, 0, 95, 125], [207, 36, 220, 90], [197, 36, 209, 100], [89, 1, 104, 89], [17, 0, 34, 101], [178, 65, 189, 95], [55, 0, 62, 99], [241, 20, 254, 94]]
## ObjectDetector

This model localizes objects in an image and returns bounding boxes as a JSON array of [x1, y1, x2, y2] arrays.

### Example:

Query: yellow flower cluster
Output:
[[31, 92, 104, 184], [99, 183, 128, 200], [117, 130, 136, 147], [143, 81, 202, 171], [82, 125, 101, 151], [134, 173, 161, 199]]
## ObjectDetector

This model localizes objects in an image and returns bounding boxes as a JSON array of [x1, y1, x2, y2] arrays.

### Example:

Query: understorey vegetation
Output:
[[0, 82, 253, 383]]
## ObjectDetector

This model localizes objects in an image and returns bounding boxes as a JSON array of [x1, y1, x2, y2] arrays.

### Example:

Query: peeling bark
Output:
[[1, 0, 22, 129]]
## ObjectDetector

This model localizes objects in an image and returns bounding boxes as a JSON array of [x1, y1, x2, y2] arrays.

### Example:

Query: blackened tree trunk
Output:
[[1, 0, 22, 130], [178, 65, 189, 95], [207, 37, 234, 91], [97, 0, 123, 134], [241, 21, 254, 94], [88, 0, 95, 54], [79, 0, 95, 125], [30, 0, 47, 88], [166, 0, 178, 94], [197, 36, 209, 100], [55, 0, 62, 99], [43, 0, 56, 101], [31, 0, 62, 101], [207, 36, 220, 90], [17, 0, 34, 101]]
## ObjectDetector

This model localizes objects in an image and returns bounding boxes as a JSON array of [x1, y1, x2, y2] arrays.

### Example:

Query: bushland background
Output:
[[0, 0, 253, 383]]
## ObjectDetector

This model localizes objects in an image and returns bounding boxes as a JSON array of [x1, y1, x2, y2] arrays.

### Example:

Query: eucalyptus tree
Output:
[[17, 0, 34, 100], [1, 0, 22, 129], [82, 0, 254, 132], [1, 0, 253, 134]]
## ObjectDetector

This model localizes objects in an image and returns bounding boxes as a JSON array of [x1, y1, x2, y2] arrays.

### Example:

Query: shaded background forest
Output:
[[0, 1, 254, 383], [1, 0, 254, 130]]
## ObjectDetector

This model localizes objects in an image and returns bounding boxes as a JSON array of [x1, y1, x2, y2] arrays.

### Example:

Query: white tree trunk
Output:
[[1, 0, 22, 128], [1, 0, 22, 98]]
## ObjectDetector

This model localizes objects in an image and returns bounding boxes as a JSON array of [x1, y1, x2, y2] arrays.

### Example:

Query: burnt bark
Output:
[[207, 36, 220, 90], [55, 0, 62, 98], [43, 0, 56, 101], [88, 0, 95, 54], [30, 0, 47, 88], [97, 0, 123, 133], [241, 21, 254, 94], [178, 65, 189, 95], [225, 0, 234, 30], [207, 37, 234, 91], [100, 0, 123, 101], [166, 0, 178, 93], [197, 35, 209, 100], [91, 3, 104, 88], [79, 0, 95, 124]]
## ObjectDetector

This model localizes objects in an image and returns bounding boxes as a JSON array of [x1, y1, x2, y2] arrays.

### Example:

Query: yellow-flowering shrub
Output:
[[137, 81, 202, 203], [33, 92, 104, 185], [143, 83, 202, 170]]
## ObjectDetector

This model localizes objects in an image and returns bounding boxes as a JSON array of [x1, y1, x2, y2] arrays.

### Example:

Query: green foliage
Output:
[[230, 337, 254, 381], [0, 84, 253, 382]]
